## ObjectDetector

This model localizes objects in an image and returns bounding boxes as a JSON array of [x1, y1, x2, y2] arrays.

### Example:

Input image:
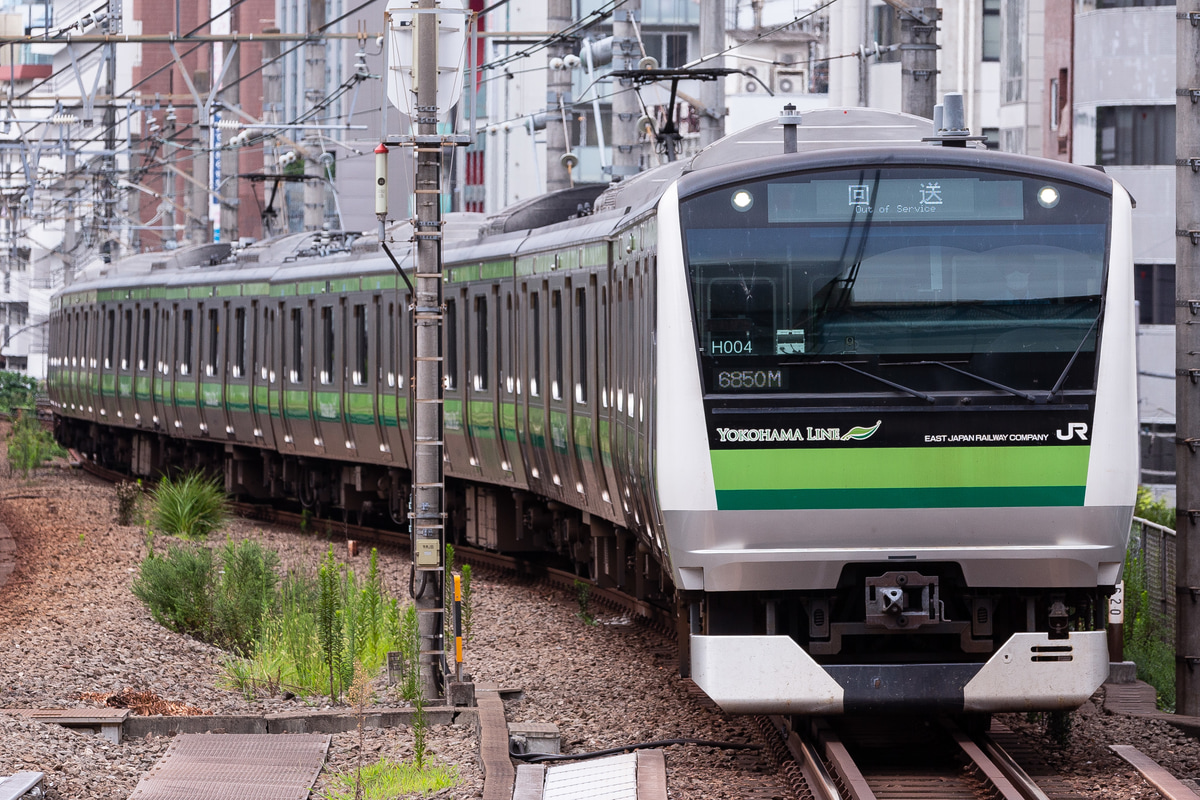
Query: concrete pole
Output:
[[610, 4, 641, 179], [889, 1, 938, 119], [62, 151, 75, 286], [697, 0, 725, 148], [1175, 0, 1200, 718], [262, 31, 282, 236], [190, 68, 212, 244], [220, 34, 241, 243], [545, 0, 572, 191], [164, 107, 178, 248], [304, 0, 327, 231], [411, 0, 446, 701]]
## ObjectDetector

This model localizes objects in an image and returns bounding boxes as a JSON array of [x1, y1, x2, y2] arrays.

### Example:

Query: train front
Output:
[[654, 146, 1137, 714]]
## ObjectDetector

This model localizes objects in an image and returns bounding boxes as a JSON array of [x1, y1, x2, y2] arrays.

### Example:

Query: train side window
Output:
[[445, 298, 458, 390], [161, 309, 169, 374], [290, 307, 304, 383], [473, 295, 488, 392], [551, 290, 563, 401], [206, 308, 219, 377], [122, 309, 132, 370], [263, 308, 273, 381], [575, 287, 588, 404], [320, 305, 334, 385], [353, 304, 368, 385], [181, 308, 193, 376], [64, 314, 72, 367], [599, 286, 608, 408], [104, 308, 115, 369], [233, 308, 246, 378], [530, 291, 541, 397], [139, 309, 150, 371], [503, 292, 514, 394], [386, 302, 396, 387]]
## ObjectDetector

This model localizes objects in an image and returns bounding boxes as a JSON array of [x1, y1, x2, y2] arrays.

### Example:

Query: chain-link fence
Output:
[[1128, 516, 1176, 638]]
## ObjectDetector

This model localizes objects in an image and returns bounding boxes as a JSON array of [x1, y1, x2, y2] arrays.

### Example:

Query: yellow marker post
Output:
[[454, 573, 463, 681]]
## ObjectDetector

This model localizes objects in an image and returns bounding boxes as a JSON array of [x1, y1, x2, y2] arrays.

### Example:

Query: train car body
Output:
[[48, 108, 1137, 716]]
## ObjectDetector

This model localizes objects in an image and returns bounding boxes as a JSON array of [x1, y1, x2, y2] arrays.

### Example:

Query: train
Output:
[[47, 106, 1138, 716]]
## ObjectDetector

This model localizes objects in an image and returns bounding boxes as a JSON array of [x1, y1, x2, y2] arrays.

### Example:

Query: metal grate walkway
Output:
[[127, 733, 330, 800]]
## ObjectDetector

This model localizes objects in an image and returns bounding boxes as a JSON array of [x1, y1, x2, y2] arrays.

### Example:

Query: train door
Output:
[[284, 300, 322, 456], [596, 281, 619, 513], [518, 282, 553, 497], [133, 306, 152, 428], [464, 286, 497, 477], [377, 297, 403, 466], [497, 286, 525, 485], [153, 305, 170, 432], [573, 276, 608, 515], [273, 303, 296, 453], [172, 303, 201, 436], [442, 291, 472, 473], [314, 300, 348, 457], [346, 297, 384, 459], [198, 304, 226, 437], [114, 305, 135, 425], [224, 302, 252, 439]]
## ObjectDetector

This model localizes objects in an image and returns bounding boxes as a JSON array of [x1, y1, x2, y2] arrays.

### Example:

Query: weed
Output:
[[319, 758, 457, 800], [214, 539, 280, 654], [574, 578, 596, 625], [149, 471, 229, 539], [0, 371, 36, 416], [397, 603, 420, 703], [318, 547, 344, 702], [7, 409, 63, 478], [115, 480, 143, 526], [131, 541, 216, 637], [460, 563, 473, 642], [347, 661, 372, 800]]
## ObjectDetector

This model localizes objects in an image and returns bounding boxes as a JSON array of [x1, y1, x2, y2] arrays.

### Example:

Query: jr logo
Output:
[[1056, 423, 1089, 441]]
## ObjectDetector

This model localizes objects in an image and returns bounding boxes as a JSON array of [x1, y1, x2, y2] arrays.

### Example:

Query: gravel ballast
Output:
[[0, 458, 1195, 799]]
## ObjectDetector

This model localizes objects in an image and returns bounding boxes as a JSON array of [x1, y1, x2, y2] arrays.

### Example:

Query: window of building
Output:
[[1136, 263, 1175, 325], [872, 5, 899, 63], [1097, 105, 1175, 166], [643, 32, 689, 68], [982, 0, 1001, 61], [1003, 0, 1024, 103], [1095, 0, 1173, 8]]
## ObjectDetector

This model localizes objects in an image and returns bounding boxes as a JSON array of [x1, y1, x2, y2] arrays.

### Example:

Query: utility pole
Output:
[[610, 3, 641, 179], [883, 0, 938, 120], [304, 0, 327, 231], [62, 150, 75, 286], [262, 30, 282, 236], [103, 1, 120, 260], [219, 8, 240, 243], [1175, 0, 1200, 718], [190, 67, 211, 244], [697, 0, 725, 148], [545, 0, 572, 191]]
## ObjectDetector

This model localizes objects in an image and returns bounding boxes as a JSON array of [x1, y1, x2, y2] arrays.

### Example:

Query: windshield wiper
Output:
[[782, 360, 935, 403], [1046, 315, 1101, 402], [899, 360, 1040, 403]]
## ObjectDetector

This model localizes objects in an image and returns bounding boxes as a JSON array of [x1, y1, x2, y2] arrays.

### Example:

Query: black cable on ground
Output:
[[511, 737, 762, 763]]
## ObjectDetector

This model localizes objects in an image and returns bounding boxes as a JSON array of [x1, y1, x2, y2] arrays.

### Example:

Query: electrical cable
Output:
[[511, 738, 763, 763]]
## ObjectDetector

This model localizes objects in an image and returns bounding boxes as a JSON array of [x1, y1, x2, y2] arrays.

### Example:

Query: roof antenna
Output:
[[780, 103, 801, 154], [924, 92, 986, 147]]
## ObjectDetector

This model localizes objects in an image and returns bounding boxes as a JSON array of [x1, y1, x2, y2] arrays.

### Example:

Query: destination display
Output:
[[767, 178, 1026, 224]]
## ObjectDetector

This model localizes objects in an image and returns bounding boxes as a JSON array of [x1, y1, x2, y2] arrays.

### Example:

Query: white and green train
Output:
[[49, 108, 1137, 715]]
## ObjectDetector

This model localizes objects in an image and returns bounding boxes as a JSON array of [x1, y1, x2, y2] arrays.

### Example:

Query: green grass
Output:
[[221, 549, 403, 701], [1125, 487, 1178, 711], [149, 471, 229, 539], [319, 758, 458, 799], [7, 409, 65, 478]]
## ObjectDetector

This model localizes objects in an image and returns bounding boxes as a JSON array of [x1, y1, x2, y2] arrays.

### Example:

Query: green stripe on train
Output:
[[711, 445, 1090, 510]]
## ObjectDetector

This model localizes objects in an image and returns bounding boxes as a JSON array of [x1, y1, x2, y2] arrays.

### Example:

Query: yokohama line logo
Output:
[[715, 421, 881, 444]]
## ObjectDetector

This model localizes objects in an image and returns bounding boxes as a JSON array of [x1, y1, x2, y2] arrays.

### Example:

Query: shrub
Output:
[[0, 371, 36, 415], [7, 409, 64, 478], [131, 542, 216, 638], [215, 539, 280, 654], [115, 480, 143, 525], [150, 471, 229, 539], [1124, 545, 1176, 710]]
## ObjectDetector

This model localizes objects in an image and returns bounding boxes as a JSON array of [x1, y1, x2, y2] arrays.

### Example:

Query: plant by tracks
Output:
[[149, 471, 229, 539], [1123, 487, 1177, 711], [6, 409, 64, 478], [0, 371, 37, 416]]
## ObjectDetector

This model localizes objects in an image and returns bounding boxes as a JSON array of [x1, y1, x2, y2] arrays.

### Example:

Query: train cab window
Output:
[[206, 308, 219, 377], [104, 309, 115, 369], [353, 304, 367, 385], [320, 306, 334, 385], [122, 309, 132, 370], [473, 295, 488, 392], [180, 309, 193, 376], [289, 308, 303, 383], [551, 290, 563, 401], [530, 292, 541, 397], [575, 287, 588, 404], [233, 308, 246, 378], [139, 309, 150, 371], [445, 298, 458, 390]]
